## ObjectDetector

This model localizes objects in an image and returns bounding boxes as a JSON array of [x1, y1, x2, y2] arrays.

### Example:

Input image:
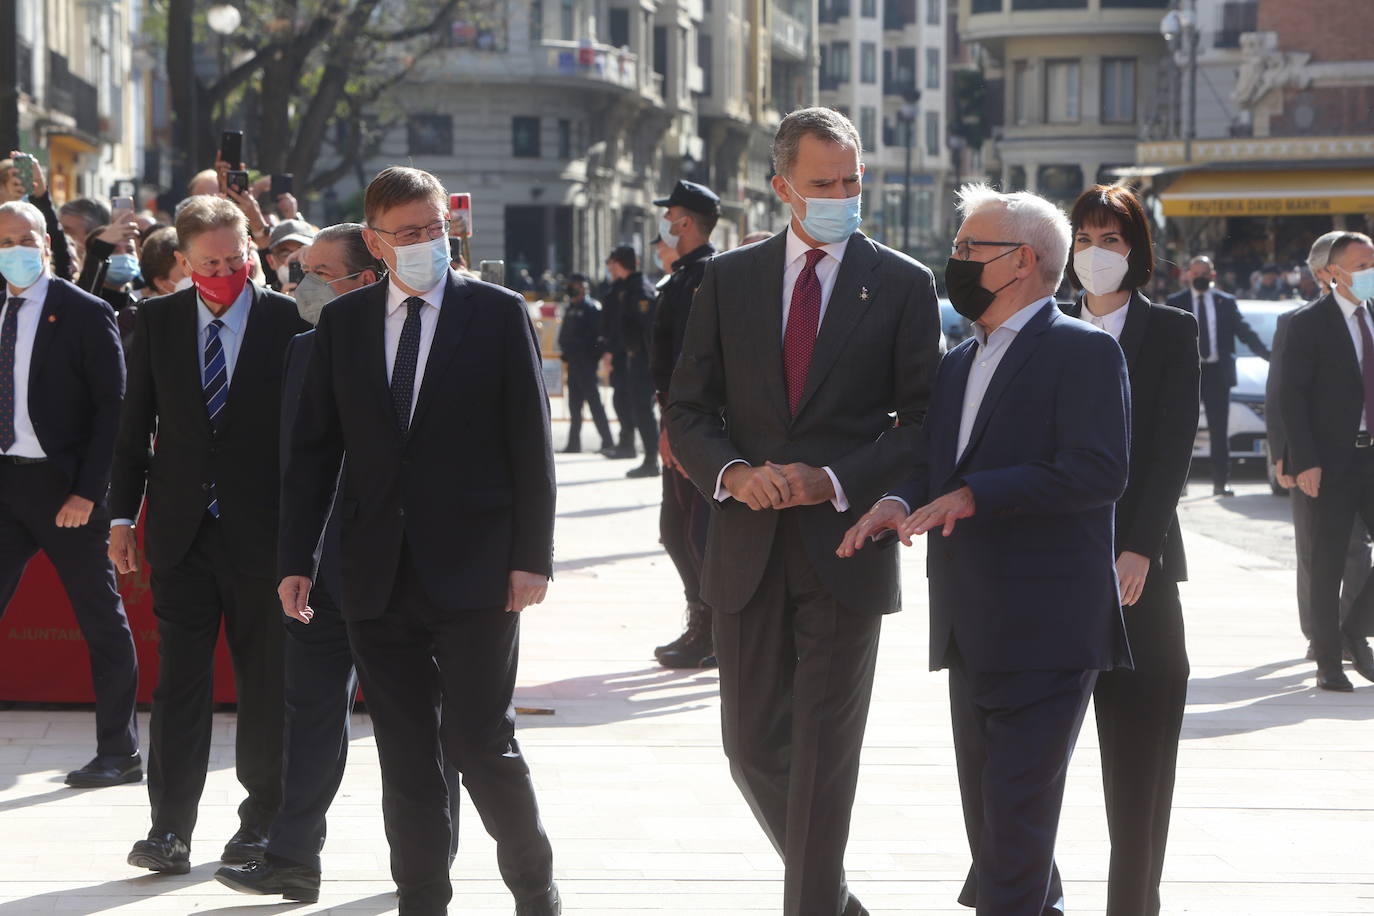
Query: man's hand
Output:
[[1116, 550, 1150, 607], [97, 210, 140, 246], [898, 486, 976, 539], [1297, 466, 1321, 499], [837, 499, 910, 557], [10, 151, 48, 198], [226, 185, 271, 249], [767, 461, 835, 508], [659, 428, 686, 477], [278, 575, 314, 624], [275, 193, 299, 221], [723, 463, 791, 511], [507, 570, 548, 613], [1275, 458, 1296, 490], [108, 524, 139, 575], [55, 495, 94, 528]]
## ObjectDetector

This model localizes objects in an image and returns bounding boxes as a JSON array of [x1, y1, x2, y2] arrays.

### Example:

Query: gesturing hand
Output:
[[837, 499, 909, 557], [898, 486, 976, 539], [507, 570, 548, 613], [767, 461, 835, 508], [723, 463, 791, 511], [278, 575, 315, 624]]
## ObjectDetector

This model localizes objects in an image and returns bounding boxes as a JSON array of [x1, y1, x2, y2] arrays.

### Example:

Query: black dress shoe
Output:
[[560, 443, 581, 454], [215, 858, 322, 903], [842, 893, 871, 916], [65, 753, 142, 788], [602, 444, 637, 459], [1317, 666, 1355, 692], [128, 831, 190, 874], [1214, 485, 1236, 497], [515, 882, 561, 916], [1306, 642, 1317, 662], [221, 825, 268, 864], [626, 460, 660, 478], [1344, 637, 1374, 684]]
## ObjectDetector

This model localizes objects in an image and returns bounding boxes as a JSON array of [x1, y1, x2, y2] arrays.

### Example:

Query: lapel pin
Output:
[[860, 287, 869, 300], [47, 315, 56, 323]]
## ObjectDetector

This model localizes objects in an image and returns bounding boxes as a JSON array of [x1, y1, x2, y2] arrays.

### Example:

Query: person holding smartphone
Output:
[[0, 152, 74, 282]]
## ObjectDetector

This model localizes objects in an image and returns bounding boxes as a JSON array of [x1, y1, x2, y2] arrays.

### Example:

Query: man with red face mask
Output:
[[109, 196, 310, 875]]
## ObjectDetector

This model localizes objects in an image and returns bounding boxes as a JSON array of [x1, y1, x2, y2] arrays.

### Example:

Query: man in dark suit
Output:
[[1167, 255, 1270, 496], [557, 273, 613, 454], [1278, 231, 1374, 691], [278, 167, 559, 916], [604, 245, 659, 474], [111, 196, 310, 874], [842, 184, 1131, 915], [1265, 233, 1371, 658], [0, 201, 139, 788], [668, 108, 941, 916]]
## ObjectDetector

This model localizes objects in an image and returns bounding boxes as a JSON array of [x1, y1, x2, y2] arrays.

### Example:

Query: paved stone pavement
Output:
[[1, 447, 1373, 915]]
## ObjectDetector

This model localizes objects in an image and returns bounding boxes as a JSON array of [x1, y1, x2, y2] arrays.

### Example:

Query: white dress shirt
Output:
[[713, 226, 851, 512], [0, 271, 51, 459], [384, 275, 446, 423], [1077, 298, 1129, 341], [1334, 289, 1374, 433], [1191, 288, 1220, 364], [196, 283, 253, 382]]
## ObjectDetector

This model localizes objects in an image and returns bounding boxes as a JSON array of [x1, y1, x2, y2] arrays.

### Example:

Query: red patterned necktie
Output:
[[783, 248, 826, 415]]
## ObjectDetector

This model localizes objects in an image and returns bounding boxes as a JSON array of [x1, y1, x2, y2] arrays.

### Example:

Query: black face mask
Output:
[[566, 287, 581, 299], [1191, 275, 1212, 292], [945, 247, 1020, 322]]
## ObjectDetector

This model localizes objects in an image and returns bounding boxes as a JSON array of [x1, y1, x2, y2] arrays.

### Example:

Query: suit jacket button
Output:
[[201, 483, 210, 491], [397, 507, 405, 517]]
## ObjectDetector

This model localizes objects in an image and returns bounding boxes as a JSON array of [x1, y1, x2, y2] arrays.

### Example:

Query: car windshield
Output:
[[1235, 303, 1286, 358]]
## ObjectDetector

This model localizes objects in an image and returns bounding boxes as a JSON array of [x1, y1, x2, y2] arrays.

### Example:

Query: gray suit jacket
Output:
[[666, 229, 942, 615]]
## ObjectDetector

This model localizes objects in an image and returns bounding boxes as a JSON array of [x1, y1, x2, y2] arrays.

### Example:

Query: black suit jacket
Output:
[[1067, 294, 1199, 582], [278, 272, 556, 621], [1167, 287, 1269, 386], [279, 331, 343, 599], [17, 277, 125, 505], [110, 283, 310, 573], [666, 230, 942, 616], [1263, 306, 1307, 470], [1278, 292, 1369, 478]]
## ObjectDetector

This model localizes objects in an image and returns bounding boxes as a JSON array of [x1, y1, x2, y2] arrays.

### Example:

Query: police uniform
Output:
[[611, 270, 660, 470], [599, 278, 636, 456], [558, 294, 614, 452], [648, 180, 720, 668]]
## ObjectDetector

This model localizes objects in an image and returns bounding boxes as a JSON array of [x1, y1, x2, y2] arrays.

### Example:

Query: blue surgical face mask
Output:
[[0, 244, 45, 290], [383, 234, 450, 292], [106, 253, 140, 287], [784, 177, 862, 245], [1351, 267, 1374, 303]]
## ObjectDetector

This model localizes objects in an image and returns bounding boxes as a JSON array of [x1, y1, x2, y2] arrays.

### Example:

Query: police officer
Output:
[[558, 272, 614, 453], [599, 252, 638, 460], [649, 180, 719, 668], [605, 245, 660, 478]]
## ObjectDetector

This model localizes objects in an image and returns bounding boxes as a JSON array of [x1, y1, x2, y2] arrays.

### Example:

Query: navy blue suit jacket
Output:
[[890, 300, 1133, 673], [19, 277, 125, 505], [279, 331, 343, 599]]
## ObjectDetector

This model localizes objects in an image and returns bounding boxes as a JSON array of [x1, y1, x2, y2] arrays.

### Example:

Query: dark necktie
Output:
[[0, 298, 20, 452], [1358, 307, 1374, 433], [1196, 294, 1212, 360], [783, 248, 826, 415], [202, 319, 227, 517], [391, 297, 424, 434]]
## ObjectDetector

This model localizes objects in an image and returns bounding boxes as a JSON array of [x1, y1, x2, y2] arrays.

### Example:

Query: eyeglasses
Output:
[[951, 239, 1024, 261], [370, 219, 449, 247]]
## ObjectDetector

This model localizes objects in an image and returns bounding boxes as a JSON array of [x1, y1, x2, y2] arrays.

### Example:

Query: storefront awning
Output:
[[1159, 169, 1374, 217]]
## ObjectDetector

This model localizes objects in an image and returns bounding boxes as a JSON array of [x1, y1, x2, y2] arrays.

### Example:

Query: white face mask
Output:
[[1073, 246, 1131, 297], [277, 262, 293, 289], [658, 215, 681, 251], [382, 234, 450, 292]]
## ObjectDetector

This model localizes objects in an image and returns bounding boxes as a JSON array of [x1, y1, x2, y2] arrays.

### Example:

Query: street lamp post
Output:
[[1161, 7, 1199, 161], [898, 89, 921, 254]]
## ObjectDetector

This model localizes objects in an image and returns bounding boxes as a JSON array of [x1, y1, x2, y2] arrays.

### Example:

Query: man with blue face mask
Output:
[[0, 200, 140, 791], [666, 107, 941, 916]]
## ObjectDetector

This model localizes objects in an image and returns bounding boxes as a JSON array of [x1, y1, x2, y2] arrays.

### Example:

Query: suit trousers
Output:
[[0, 461, 138, 760], [564, 357, 612, 449], [1200, 363, 1231, 487], [1307, 449, 1374, 660], [147, 514, 284, 841], [948, 646, 1097, 916], [346, 547, 553, 916], [1290, 491, 1369, 640], [268, 581, 461, 873], [1093, 568, 1190, 916], [608, 350, 634, 446], [625, 352, 659, 458], [661, 466, 708, 606], [713, 511, 882, 916]]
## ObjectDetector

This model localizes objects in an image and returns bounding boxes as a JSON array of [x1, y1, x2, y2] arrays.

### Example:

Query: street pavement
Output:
[[1, 446, 1372, 914]]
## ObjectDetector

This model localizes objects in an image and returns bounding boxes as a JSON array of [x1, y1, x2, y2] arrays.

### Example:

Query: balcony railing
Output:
[[772, 8, 810, 62], [534, 40, 640, 93], [47, 51, 99, 136]]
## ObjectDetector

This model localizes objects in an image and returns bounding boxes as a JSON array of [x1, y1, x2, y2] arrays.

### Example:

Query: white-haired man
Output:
[[840, 184, 1132, 915]]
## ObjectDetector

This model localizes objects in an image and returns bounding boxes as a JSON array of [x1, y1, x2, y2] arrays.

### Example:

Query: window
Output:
[[407, 114, 452, 155], [862, 0, 877, 15], [512, 116, 541, 157], [925, 48, 940, 89], [530, 0, 543, 41], [698, 34, 713, 96], [830, 41, 851, 83], [560, 0, 574, 39], [653, 26, 668, 80], [928, 0, 940, 23], [558, 119, 572, 159], [860, 42, 877, 84], [1044, 60, 1080, 123], [925, 110, 939, 157], [892, 46, 916, 95], [1011, 60, 1032, 126], [860, 106, 877, 152], [1216, 0, 1258, 48], [608, 9, 630, 48], [1101, 58, 1136, 123]]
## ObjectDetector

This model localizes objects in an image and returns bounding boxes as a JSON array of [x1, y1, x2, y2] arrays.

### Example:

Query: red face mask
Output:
[[192, 261, 250, 307]]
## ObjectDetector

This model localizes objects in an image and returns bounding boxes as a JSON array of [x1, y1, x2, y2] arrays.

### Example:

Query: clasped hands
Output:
[[722, 461, 834, 510], [835, 486, 976, 558]]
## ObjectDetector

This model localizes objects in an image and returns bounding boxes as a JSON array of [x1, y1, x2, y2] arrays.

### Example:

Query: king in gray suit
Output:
[[667, 108, 942, 916]]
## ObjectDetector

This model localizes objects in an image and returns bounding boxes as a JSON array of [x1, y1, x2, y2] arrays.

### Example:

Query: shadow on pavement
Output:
[[1182, 658, 1374, 739], [0, 863, 226, 914], [553, 550, 665, 574], [557, 503, 656, 520], [515, 665, 719, 727]]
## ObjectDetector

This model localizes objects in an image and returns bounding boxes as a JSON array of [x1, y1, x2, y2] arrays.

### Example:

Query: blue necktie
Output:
[[202, 319, 227, 517], [391, 298, 423, 434], [0, 298, 21, 452]]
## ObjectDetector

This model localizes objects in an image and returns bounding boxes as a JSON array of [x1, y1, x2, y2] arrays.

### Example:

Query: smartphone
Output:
[[288, 261, 305, 285], [112, 179, 136, 200], [449, 192, 472, 238], [448, 237, 464, 264], [220, 130, 244, 167], [226, 169, 250, 196], [13, 154, 36, 196], [271, 173, 294, 198], [112, 196, 135, 214]]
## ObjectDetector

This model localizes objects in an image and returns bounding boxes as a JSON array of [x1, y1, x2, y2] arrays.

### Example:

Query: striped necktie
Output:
[[202, 319, 227, 517]]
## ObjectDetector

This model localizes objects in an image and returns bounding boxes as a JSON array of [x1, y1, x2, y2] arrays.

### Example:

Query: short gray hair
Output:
[[772, 107, 862, 178], [955, 183, 1071, 292], [0, 200, 46, 235], [313, 223, 384, 277], [1322, 231, 1374, 271], [1307, 231, 1348, 273]]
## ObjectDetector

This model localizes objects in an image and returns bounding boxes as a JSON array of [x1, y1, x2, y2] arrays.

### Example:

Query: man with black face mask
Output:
[[558, 273, 614, 454]]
